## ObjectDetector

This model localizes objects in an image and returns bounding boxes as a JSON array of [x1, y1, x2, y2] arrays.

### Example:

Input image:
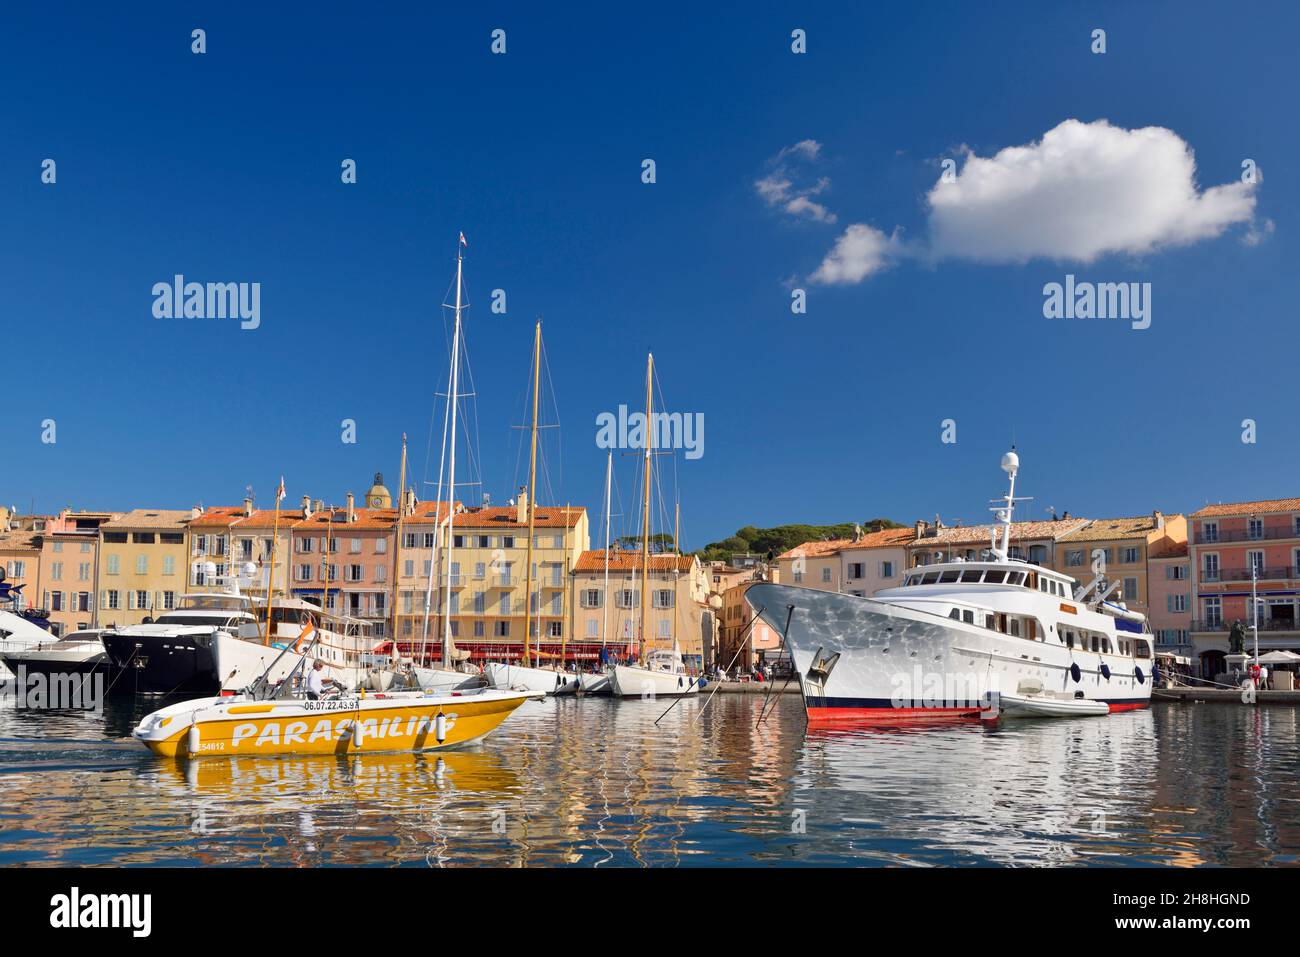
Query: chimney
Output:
[[243, 497, 253, 518], [1062, 509, 1071, 520], [1153, 509, 1164, 530], [853, 523, 863, 543], [191, 505, 203, 519], [346, 492, 356, 523], [301, 495, 314, 520], [516, 486, 529, 525], [914, 519, 925, 541], [403, 487, 416, 516], [313, 499, 324, 514]]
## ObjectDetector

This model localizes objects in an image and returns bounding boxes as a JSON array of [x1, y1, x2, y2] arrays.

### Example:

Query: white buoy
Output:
[[435, 713, 447, 743], [187, 722, 201, 756], [352, 719, 364, 748]]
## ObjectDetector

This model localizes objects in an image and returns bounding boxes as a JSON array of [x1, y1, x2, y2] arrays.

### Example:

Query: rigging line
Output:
[[539, 333, 564, 495], [690, 606, 766, 726]]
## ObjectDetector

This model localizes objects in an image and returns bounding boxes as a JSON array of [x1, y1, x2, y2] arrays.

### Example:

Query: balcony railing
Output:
[[1195, 526, 1300, 545], [1190, 618, 1300, 633], [1203, 566, 1299, 583]]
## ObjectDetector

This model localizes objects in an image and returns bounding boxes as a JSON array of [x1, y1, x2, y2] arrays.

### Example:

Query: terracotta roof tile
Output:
[[100, 509, 192, 531], [907, 518, 1089, 549], [1058, 515, 1182, 543], [573, 550, 696, 573], [1149, 539, 1189, 560], [777, 538, 855, 561], [1191, 498, 1300, 518], [446, 506, 586, 529]]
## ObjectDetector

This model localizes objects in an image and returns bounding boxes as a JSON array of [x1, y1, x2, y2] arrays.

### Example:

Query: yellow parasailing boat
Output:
[[133, 687, 539, 759]]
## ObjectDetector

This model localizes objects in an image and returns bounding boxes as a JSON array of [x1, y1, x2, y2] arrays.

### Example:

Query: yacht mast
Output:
[[440, 238, 465, 668], [639, 353, 653, 666], [522, 321, 542, 669]]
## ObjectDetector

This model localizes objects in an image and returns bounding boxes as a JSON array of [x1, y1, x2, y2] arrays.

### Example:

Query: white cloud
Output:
[[810, 224, 898, 284], [756, 141, 837, 224], [777, 139, 822, 162], [798, 119, 1262, 286], [926, 119, 1257, 264]]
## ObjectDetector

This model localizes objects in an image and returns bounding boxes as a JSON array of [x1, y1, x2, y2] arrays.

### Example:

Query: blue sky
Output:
[[3, 2, 1297, 548]]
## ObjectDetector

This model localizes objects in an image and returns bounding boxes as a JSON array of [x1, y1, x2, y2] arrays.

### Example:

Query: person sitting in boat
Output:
[[305, 660, 340, 700]]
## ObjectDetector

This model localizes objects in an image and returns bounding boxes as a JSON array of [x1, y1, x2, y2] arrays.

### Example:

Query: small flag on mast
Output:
[[459, 232, 468, 248], [276, 477, 286, 502]]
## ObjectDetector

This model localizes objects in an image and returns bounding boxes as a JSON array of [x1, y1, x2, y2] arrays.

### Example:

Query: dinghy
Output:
[[985, 680, 1109, 719]]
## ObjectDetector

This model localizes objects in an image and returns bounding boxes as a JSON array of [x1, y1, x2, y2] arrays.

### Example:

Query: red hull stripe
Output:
[[807, 701, 1150, 723]]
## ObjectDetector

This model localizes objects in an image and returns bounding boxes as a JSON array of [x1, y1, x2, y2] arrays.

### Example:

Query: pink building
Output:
[[37, 510, 117, 635], [1189, 497, 1300, 677], [291, 496, 397, 637], [1147, 540, 1191, 656]]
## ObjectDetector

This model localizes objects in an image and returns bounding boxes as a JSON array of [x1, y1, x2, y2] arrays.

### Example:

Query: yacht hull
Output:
[[0, 648, 119, 690], [578, 670, 611, 694], [744, 583, 1152, 724], [608, 664, 701, 698], [102, 630, 223, 696], [484, 663, 580, 695]]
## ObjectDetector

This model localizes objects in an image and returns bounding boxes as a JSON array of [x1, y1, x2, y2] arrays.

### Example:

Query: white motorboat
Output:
[[0, 628, 112, 685], [0, 608, 61, 682], [485, 661, 580, 695], [746, 449, 1154, 724], [986, 680, 1110, 719]]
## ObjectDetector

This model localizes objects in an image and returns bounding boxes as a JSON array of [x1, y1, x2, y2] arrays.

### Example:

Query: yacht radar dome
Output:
[[1001, 450, 1020, 475]]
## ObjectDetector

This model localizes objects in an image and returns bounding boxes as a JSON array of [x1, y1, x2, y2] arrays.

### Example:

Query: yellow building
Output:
[[571, 550, 711, 669], [394, 498, 457, 654], [1051, 512, 1187, 618], [394, 500, 588, 664], [96, 509, 191, 626]]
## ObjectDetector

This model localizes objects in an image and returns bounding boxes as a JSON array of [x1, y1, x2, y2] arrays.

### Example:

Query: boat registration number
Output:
[[301, 698, 358, 712]]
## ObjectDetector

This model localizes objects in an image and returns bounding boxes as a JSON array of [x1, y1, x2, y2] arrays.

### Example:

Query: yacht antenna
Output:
[[988, 448, 1031, 562]]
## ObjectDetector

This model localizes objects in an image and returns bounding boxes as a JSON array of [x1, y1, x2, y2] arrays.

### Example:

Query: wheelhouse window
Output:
[[984, 570, 1006, 584], [960, 569, 982, 583]]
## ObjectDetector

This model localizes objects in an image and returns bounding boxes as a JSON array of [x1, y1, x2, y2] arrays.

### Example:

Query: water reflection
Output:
[[0, 694, 1295, 866]]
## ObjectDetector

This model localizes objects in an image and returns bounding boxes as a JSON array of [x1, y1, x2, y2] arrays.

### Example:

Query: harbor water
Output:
[[0, 694, 1296, 866]]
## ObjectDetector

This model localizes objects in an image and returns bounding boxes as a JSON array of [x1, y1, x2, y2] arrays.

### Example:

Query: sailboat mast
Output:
[[321, 507, 334, 631], [390, 435, 407, 643], [440, 241, 465, 667], [419, 329, 455, 667], [522, 321, 542, 669], [263, 482, 282, 646], [601, 451, 611, 649], [639, 353, 653, 665]]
